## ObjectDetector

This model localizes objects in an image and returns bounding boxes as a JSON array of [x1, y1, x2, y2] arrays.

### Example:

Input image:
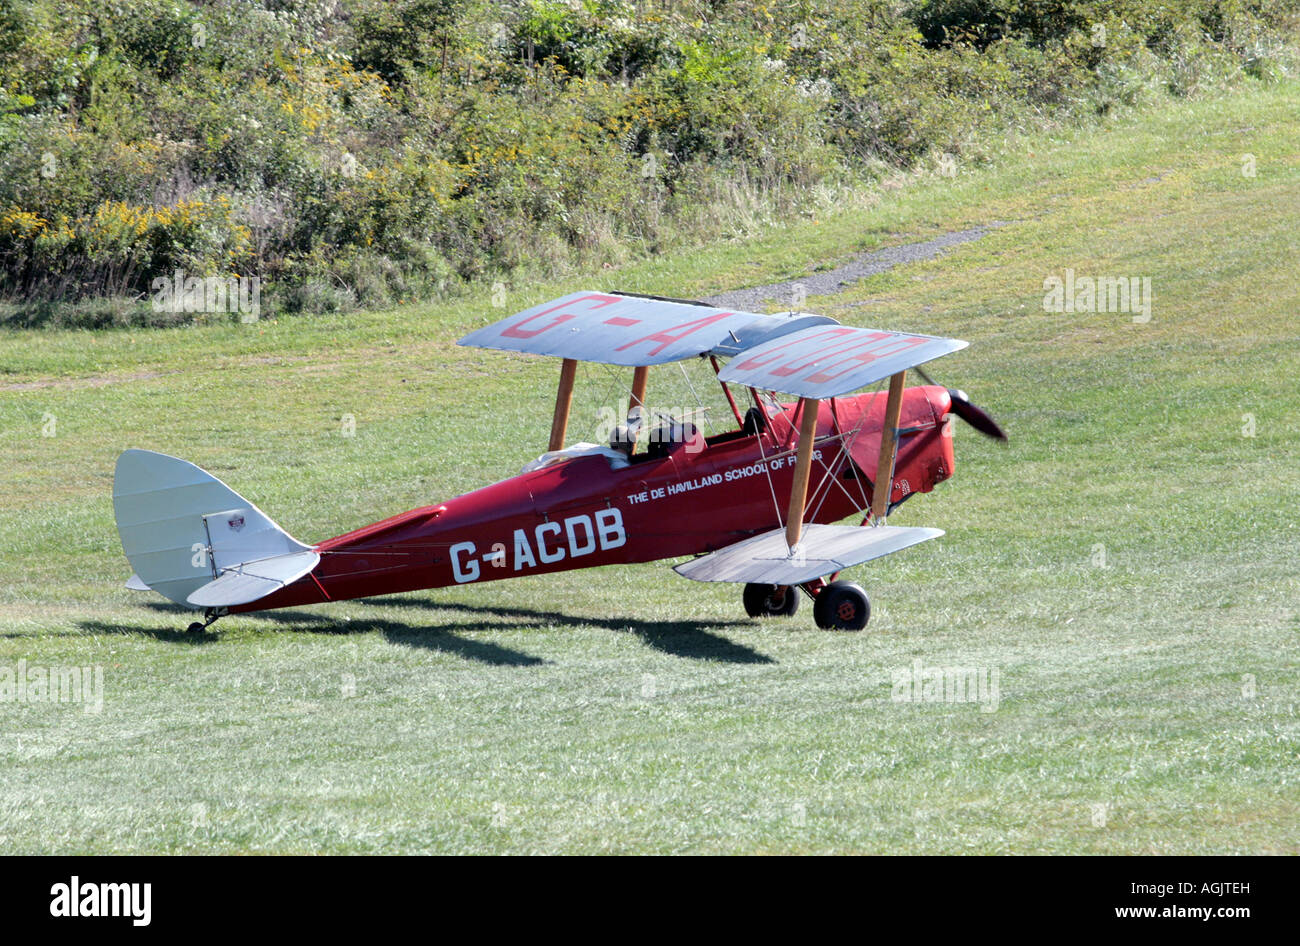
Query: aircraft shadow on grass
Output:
[[74, 603, 541, 666], [357, 597, 775, 665], [81, 599, 774, 667]]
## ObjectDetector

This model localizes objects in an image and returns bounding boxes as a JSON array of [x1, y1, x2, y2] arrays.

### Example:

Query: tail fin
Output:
[[113, 449, 319, 609]]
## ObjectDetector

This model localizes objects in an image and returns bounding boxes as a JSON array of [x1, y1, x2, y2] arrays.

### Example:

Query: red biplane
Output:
[[114, 291, 1005, 632]]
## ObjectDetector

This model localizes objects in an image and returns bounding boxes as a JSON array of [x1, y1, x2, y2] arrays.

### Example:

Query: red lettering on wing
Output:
[[731, 327, 857, 371], [804, 335, 928, 384], [769, 331, 893, 378], [613, 311, 735, 357], [501, 293, 621, 339]]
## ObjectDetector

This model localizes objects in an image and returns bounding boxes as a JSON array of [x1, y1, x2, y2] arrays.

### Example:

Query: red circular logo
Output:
[[837, 600, 856, 621]]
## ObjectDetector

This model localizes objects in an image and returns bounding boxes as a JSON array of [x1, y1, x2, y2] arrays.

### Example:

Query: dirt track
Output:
[[703, 224, 1001, 311]]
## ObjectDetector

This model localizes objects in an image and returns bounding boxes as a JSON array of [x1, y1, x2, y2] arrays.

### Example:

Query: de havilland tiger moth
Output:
[[113, 290, 1006, 632]]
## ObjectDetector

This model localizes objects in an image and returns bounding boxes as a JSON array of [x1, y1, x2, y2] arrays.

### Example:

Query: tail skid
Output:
[[113, 449, 318, 609]]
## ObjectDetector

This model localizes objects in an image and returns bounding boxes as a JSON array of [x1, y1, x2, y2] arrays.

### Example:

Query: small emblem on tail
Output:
[[227, 515, 245, 532]]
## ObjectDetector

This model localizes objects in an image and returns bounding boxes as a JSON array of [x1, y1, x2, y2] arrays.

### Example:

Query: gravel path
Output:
[[702, 224, 1001, 311]]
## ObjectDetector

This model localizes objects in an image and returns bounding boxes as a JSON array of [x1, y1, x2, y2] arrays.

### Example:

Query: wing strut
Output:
[[631, 365, 648, 409], [785, 396, 821, 550], [628, 365, 649, 452], [869, 370, 907, 524], [548, 358, 577, 452]]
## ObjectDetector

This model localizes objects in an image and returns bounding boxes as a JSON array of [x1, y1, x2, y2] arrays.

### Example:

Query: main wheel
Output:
[[186, 621, 206, 634], [812, 581, 870, 631], [742, 583, 799, 618]]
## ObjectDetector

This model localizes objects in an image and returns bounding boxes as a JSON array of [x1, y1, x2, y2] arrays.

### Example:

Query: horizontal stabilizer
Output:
[[674, 524, 943, 585], [186, 550, 321, 607]]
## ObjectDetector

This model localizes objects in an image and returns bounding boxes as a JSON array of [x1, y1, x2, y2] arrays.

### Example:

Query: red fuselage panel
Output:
[[235, 386, 955, 612]]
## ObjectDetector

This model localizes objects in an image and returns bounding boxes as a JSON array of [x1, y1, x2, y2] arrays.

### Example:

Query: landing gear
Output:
[[186, 608, 225, 634], [743, 583, 800, 618], [812, 581, 870, 631]]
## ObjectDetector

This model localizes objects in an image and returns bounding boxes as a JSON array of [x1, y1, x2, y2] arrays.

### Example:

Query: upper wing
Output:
[[458, 291, 966, 386], [458, 291, 783, 366], [717, 324, 967, 399]]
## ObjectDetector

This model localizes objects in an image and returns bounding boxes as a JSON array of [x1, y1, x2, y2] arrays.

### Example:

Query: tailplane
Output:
[[113, 449, 319, 609]]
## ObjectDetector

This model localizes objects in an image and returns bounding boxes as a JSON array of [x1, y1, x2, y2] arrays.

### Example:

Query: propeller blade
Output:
[[948, 393, 1008, 441], [913, 367, 1007, 441]]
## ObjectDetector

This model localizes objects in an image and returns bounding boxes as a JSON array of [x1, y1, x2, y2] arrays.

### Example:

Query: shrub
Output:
[[0, 0, 1294, 322]]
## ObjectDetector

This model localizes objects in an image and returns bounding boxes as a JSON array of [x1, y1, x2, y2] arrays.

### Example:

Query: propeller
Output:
[[914, 367, 1009, 442]]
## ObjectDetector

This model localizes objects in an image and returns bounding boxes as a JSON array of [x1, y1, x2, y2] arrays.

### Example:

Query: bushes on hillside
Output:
[[0, 0, 1295, 325]]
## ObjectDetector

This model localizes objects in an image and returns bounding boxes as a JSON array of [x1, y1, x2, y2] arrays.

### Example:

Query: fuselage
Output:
[[235, 385, 957, 612]]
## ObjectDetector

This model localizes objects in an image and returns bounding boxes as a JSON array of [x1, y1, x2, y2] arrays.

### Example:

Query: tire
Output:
[[186, 622, 206, 634], [743, 583, 799, 618], [812, 581, 870, 631]]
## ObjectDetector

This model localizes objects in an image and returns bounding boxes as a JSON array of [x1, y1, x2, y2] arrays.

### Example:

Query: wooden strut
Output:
[[629, 365, 649, 451], [785, 396, 821, 550], [548, 358, 577, 452], [870, 370, 907, 524], [630, 365, 648, 412]]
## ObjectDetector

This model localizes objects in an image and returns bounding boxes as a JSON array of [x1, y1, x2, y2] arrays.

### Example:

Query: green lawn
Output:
[[1, 82, 1297, 854]]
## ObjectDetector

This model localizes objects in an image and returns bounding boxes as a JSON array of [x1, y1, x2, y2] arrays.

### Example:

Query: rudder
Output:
[[113, 449, 318, 609]]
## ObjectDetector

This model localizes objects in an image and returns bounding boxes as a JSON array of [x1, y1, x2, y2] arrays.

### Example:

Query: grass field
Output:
[[1, 81, 1298, 854]]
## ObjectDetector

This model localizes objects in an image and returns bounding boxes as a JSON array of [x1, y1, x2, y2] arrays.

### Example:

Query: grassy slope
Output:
[[1, 82, 1297, 854]]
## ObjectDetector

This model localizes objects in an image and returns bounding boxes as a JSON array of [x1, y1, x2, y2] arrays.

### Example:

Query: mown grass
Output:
[[0, 81, 1297, 854]]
